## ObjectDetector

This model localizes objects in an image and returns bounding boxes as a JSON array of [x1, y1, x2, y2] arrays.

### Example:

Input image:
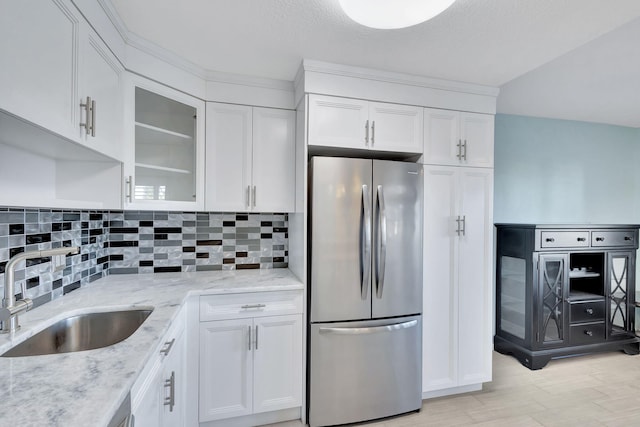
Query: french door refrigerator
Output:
[[308, 156, 423, 427]]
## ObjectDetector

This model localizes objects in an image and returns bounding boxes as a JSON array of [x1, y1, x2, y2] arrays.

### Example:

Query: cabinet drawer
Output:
[[569, 322, 605, 346], [591, 230, 637, 248], [540, 231, 589, 248], [570, 300, 605, 324], [200, 290, 303, 321]]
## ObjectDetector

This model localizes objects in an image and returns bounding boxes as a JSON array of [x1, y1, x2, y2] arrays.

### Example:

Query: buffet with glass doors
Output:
[[494, 224, 640, 370]]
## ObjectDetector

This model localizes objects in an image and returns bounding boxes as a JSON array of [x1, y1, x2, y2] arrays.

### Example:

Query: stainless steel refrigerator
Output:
[[308, 156, 423, 427]]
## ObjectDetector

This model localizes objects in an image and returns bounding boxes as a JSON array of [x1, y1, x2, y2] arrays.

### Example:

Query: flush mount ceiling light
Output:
[[338, 0, 456, 29]]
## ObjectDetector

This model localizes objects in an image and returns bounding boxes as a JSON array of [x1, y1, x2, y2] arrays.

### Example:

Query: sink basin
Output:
[[1, 308, 153, 357]]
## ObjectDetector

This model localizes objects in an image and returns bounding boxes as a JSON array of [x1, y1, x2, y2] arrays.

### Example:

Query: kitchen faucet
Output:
[[0, 246, 80, 333]]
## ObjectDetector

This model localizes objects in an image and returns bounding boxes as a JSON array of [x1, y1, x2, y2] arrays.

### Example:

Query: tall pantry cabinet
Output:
[[421, 108, 494, 397]]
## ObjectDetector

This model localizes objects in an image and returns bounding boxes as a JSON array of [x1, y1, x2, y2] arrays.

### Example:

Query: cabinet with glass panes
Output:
[[495, 224, 640, 369], [123, 74, 205, 210]]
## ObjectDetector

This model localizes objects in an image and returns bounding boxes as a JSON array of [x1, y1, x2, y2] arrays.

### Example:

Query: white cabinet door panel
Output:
[[458, 168, 493, 386], [460, 113, 494, 168], [80, 28, 123, 160], [199, 318, 253, 422], [423, 108, 459, 166], [422, 166, 458, 392], [253, 315, 303, 414], [132, 358, 163, 427], [308, 94, 369, 149], [369, 102, 423, 153], [206, 103, 253, 211], [422, 166, 493, 395], [252, 108, 296, 212], [0, 0, 79, 140]]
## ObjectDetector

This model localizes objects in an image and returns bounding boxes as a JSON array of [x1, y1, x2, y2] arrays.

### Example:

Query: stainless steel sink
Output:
[[1, 308, 153, 357]]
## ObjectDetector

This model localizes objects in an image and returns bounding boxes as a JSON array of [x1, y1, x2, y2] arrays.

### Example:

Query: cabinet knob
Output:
[[577, 237, 586, 242], [595, 237, 605, 242], [585, 308, 594, 315], [625, 236, 632, 241], [584, 330, 593, 337], [545, 237, 555, 242]]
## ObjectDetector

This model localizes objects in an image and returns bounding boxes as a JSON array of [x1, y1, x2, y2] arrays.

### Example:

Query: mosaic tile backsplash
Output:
[[0, 207, 288, 309]]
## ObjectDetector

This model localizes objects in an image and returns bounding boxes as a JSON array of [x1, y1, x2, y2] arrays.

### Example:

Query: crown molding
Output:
[[301, 59, 500, 98], [99, 0, 293, 94], [205, 70, 294, 92]]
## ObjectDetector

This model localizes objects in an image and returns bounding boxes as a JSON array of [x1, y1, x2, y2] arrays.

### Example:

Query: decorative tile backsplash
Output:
[[0, 207, 288, 309]]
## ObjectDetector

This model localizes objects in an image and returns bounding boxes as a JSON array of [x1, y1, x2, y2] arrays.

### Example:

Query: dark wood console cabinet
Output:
[[494, 224, 640, 369]]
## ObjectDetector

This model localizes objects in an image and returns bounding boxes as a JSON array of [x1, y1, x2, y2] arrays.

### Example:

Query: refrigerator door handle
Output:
[[361, 184, 372, 301], [319, 319, 418, 335], [375, 185, 387, 299]]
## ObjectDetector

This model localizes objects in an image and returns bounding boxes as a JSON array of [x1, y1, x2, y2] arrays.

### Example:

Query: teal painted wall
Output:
[[494, 114, 640, 224]]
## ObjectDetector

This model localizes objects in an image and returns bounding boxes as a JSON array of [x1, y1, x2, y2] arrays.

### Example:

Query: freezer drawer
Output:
[[308, 316, 422, 427]]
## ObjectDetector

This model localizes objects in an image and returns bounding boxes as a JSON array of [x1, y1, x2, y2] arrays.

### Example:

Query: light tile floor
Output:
[[270, 351, 640, 426]]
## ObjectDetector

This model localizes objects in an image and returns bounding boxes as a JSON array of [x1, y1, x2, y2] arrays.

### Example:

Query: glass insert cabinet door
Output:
[[537, 254, 568, 345], [134, 87, 197, 202], [608, 252, 634, 336]]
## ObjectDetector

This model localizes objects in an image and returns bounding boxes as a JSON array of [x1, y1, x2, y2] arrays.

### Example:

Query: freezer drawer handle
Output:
[[361, 184, 372, 301], [319, 319, 418, 335]]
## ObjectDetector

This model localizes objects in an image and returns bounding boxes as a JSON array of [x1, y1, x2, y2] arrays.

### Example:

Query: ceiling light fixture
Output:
[[338, 0, 456, 29]]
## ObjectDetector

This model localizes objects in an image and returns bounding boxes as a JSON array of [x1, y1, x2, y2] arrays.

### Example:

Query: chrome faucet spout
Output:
[[1, 246, 80, 333]]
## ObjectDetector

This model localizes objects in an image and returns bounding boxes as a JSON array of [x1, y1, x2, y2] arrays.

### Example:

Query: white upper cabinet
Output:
[[206, 102, 295, 213], [123, 74, 205, 211], [0, 0, 123, 160], [308, 94, 423, 154], [79, 26, 124, 161], [0, 0, 79, 141], [423, 108, 494, 167]]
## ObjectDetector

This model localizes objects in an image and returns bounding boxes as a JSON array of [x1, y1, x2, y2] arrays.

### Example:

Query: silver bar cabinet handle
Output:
[[361, 184, 372, 300], [255, 325, 259, 350], [375, 185, 387, 299], [248, 325, 252, 351], [80, 96, 92, 136], [456, 139, 462, 160], [462, 139, 467, 160], [241, 304, 266, 310], [455, 216, 460, 236], [159, 338, 175, 356], [90, 99, 96, 137], [246, 185, 250, 208], [252, 186, 256, 208], [164, 371, 175, 412], [461, 215, 466, 236], [125, 176, 133, 202], [371, 120, 375, 146], [364, 120, 369, 145]]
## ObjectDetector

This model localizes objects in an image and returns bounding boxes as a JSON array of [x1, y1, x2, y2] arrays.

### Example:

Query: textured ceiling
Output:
[[110, 0, 640, 126]]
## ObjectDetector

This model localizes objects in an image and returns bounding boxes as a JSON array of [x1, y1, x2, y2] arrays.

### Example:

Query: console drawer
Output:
[[570, 300, 605, 324], [540, 231, 589, 249], [591, 230, 637, 248], [570, 322, 605, 346]]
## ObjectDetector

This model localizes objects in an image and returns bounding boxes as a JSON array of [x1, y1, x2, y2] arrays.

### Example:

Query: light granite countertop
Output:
[[0, 268, 303, 427]]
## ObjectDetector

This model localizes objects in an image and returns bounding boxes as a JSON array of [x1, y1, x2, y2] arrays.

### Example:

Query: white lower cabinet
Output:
[[422, 165, 494, 396], [198, 291, 303, 425], [132, 307, 186, 427]]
